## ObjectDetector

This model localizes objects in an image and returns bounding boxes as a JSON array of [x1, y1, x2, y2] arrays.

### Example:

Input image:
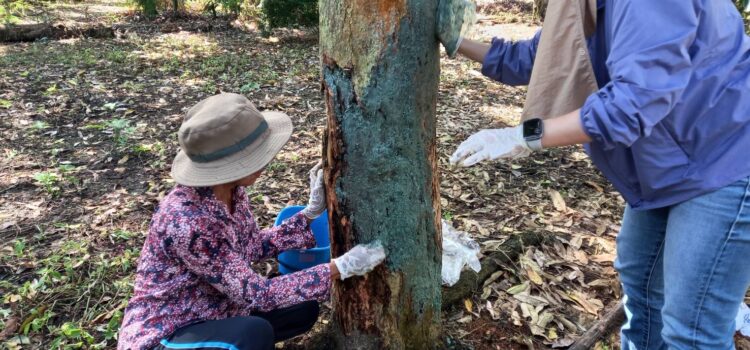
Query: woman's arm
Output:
[[456, 38, 491, 63], [541, 109, 592, 148], [578, 0, 698, 149], [463, 30, 542, 86], [168, 216, 331, 313], [247, 211, 316, 261]]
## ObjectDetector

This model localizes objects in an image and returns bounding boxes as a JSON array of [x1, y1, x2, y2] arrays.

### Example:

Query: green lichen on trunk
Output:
[[320, 0, 443, 348]]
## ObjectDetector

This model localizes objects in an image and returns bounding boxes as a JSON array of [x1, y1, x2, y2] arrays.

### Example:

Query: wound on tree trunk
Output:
[[320, 0, 442, 348]]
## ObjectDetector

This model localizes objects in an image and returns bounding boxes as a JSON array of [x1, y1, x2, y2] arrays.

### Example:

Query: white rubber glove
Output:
[[449, 126, 532, 167], [333, 241, 386, 280], [301, 162, 326, 220]]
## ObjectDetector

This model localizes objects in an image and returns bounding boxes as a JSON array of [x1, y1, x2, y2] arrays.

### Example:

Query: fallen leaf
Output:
[[574, 250, 589, 265], [507, 281, 530, 295], [584, 181, 604, 192], [0, 221, 17, 230], [464, 298, 473, 314], [546, 327, 558, 341], [521, 256, 544, 285], [568, 292, 604, 315], [0, 316, 20, 340], [550, 190, 567, 212]]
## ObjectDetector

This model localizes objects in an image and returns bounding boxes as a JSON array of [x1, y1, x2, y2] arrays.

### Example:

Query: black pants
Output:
[[153, 301, 319, 350]]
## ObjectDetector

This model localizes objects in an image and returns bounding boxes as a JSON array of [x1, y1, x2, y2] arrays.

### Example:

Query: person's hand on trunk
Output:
[[301, 162, 326, 220], [332, 241, 386, 280]]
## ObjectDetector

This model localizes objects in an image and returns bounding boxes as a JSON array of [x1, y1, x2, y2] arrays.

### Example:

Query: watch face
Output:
[[523, 119, 543, 139]]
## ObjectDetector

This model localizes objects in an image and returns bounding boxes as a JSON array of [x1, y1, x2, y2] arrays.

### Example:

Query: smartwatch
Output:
[[522, 118, 544, 151]]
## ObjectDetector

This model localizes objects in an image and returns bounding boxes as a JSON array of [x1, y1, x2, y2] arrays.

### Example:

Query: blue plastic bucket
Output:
[[274, 206, 331, 274]]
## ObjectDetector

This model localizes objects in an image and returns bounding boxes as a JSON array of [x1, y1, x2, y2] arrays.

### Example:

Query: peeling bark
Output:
[[320, 0, 442, 348]]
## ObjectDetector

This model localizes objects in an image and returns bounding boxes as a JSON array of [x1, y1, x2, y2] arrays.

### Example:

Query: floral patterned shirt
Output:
[[118, 185, 331, 350]]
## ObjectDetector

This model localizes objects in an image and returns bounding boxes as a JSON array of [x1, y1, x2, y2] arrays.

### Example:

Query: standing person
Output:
[[118, 93, 386, 350], [442, 0, 750, 349]]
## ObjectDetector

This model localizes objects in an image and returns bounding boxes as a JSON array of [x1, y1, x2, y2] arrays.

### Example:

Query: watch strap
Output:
[[527, 138, 543, 151]]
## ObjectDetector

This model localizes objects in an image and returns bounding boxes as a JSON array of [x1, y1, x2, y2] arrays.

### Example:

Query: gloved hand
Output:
[[449, 126, 532, 167], [301, 162, 326, 220], [437, 0, 477, 58], [333, 241, 386, 280]]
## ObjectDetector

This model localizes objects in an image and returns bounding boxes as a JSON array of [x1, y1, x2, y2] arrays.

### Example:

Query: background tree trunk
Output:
[[319, 0, 442, 348], [533, 0, 548, 20]]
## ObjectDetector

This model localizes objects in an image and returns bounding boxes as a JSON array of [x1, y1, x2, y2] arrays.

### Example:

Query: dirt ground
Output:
[[0, 1, 747, 349]]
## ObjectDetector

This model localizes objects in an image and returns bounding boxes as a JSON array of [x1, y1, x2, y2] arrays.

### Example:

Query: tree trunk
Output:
[[533, 0, 549, 20], [319, 0, 442, 348]]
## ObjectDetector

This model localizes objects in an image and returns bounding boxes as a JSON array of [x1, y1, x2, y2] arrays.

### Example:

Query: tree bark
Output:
[[0, 23, 114, 42], [319, 0, 442, 348]]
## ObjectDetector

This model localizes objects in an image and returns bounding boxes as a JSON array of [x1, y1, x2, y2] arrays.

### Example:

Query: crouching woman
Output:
[[118, 93, 385, 350]]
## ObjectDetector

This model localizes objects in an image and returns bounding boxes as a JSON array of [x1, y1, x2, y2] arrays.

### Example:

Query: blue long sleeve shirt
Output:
[[482, 0, 750, 210]]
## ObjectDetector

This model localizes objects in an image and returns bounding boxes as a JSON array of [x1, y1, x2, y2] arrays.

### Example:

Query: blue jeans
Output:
[[616, 177, 750, 349]]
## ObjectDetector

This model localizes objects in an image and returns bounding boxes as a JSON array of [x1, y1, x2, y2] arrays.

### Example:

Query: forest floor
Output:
[[1, 1, 747, 349]]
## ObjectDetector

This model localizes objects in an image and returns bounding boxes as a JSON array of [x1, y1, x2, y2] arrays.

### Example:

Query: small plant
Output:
[[121, 80, 145, 92], [134, 141, 167, 168], [442, 210, 454, 222], [12, 239, 25, 257], [239, 81, 260, 93], [105, 118, 137, 150], [43, 84, 58, 96], [22, 308, 55, 335], [33, 171, 60, 196], [50, 322, 95, 348], [30, 120, 49, 131], [58, 164, 81, 188], [0, 98, 11, 108], [267, 162, 286, 171], [102, 102, 118, 111], [110, 229, 136, 242], [202, 81, 218, 94], [105, 49, 128, 64]]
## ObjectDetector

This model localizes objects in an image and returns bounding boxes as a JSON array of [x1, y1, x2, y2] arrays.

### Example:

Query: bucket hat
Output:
[[171, 93, 293, 187]]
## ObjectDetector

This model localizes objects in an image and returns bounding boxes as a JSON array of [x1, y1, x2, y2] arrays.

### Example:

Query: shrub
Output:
[[260, 0, 317, 29]]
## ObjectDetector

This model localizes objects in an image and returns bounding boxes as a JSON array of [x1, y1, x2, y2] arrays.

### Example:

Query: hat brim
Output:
[[171, 111, 293, 187]]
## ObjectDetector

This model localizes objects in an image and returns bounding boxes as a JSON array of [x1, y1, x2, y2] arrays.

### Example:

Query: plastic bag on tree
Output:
[[441, 220, 481, 286], [736, 303, 750, 337]]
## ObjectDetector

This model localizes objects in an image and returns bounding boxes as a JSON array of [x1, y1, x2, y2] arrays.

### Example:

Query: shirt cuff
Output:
[[580, 92, 610, 149], [480, 37, 504, 78], [295, 212, 317, 249]]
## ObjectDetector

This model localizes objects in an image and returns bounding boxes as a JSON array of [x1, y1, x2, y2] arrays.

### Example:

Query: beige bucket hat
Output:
[[171, 93, 293, 187]]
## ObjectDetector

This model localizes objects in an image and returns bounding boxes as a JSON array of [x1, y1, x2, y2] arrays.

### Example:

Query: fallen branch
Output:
[[0, 23, 115, 42], [569, 301, 625, 350], [442, 231, 547, 308]]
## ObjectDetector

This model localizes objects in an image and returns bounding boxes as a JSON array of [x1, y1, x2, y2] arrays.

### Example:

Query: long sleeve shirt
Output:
[[482, 0, 750, 209], [118, 185, 330, 350]]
